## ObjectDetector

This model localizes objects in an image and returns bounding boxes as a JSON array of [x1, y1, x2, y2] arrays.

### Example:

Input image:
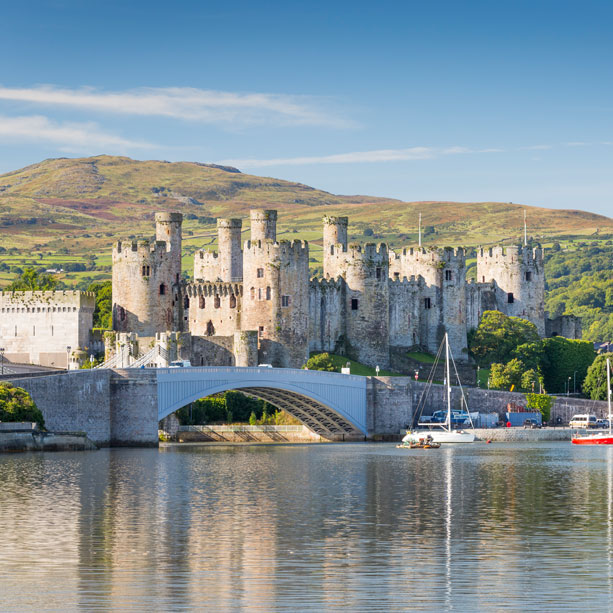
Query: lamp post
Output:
[[0, 347, 4, 376], [375, 365, 380, 376], [66, 346, 71, 371], [477, 365, 480, 388], [573, 371, 577, 394], [567, 376, 571, 397]]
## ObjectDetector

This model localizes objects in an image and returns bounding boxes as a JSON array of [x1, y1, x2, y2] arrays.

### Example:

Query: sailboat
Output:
[[402, 332, 475, 445], [572, 358, 613, 445]]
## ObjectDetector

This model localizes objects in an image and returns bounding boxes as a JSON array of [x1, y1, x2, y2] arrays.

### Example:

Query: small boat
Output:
[[402, 332, 476, 445], [397, 434, 441, 449], [572, 358, 612, 446]]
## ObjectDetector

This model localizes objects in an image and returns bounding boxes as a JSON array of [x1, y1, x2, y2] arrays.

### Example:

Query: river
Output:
[[0, 442, 612, 611]]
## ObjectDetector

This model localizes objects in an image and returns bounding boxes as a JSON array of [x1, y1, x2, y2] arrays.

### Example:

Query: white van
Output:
[[569, 414, 598, 429]]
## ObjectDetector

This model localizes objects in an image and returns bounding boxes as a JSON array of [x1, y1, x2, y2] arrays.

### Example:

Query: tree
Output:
[[468, 311, 540, 366], [0, 383, 45, 427], [490, 359, 525, 391], [526, 393, 554, 422], [513, 342, 545, 372], [582, 353, 613, 401], [521, 368, 542, 392], [540, 337, 595, 394], [7, 267, 57, 291], [303, 353, 337, 372], [87, 281, 112, 328]]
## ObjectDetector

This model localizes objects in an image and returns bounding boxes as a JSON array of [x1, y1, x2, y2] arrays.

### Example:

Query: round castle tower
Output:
[[218, 218, 243, 282], [322, 215, 348, 277], [242, 210, 310, 367], [112, 212, 183, 335], [477, 245, 545, 335], [250, 209, 277, 242], [344, 243, 390, 369]]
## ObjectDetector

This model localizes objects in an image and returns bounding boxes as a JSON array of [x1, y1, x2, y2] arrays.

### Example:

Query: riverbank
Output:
[[0, 428, 98, 452]]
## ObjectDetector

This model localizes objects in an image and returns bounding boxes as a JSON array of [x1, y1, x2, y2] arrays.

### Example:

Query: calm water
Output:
[[1, 442, 612, 612]]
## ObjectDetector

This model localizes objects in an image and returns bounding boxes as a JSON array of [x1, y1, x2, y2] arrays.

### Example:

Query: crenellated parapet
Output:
[[186, 282, 243, 298], [194, 249, 220, 281]]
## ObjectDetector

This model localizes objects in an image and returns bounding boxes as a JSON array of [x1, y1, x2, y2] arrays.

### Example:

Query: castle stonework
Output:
[[109, 209, 567, 370], [0, 290, 95, 367]]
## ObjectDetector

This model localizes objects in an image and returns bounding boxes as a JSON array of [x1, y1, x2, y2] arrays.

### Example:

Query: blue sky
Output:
[[1, 0, 611, 215]]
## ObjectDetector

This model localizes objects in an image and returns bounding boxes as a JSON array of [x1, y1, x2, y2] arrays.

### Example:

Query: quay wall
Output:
[[175, 425, 328, 443]]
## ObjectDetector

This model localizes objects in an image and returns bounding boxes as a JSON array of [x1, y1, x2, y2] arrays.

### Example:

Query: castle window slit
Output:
[[159, 284, 166, 296], [229, 294, 236, 308], [351, 298, 359, 311], [424, 297, 431, 309], [266, 286, 271, 300], [507, 292, 514, 304], [199, 295, 205, 309], [214, 295, 220, 308]]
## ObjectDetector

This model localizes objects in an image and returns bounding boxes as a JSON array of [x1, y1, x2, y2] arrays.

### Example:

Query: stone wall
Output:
[[366, 376, 413, 434], [190, 335, 235, 366], [0, 290, 95, 367], [109, 369, 158, 446], [5, 370, 112, 444], [309, 277, 345, 354], [185, 282, 242, 337]]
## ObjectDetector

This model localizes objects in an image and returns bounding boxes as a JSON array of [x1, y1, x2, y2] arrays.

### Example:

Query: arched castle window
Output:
[[214, 295, 220, 308], [141, 265, 150, 276], [257, 268, 264, 278], [206, 320, 215, 336], [258, 288, 262, 301], [330, 245, 334, 255], [184, 296, 190, 309], [250, 287, 255, 300], [266, 286, 271, 300], [445, 270, 452, 281], [507, 293, 514, 304], [525, 271, 532, 281], [159, 284, 166, 296], [199, 295, 205, 309], [424, 297, 431, 309], [229, 294, 236, 308]]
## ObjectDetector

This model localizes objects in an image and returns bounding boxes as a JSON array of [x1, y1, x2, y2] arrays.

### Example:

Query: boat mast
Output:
[[607, 358, 611, 434], [446, 332, 451, 431]]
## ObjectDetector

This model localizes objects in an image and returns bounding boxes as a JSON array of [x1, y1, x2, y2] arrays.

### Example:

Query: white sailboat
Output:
[[402, 332, 475, 444]]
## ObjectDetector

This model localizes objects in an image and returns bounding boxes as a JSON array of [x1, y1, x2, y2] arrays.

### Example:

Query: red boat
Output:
[[572, 432, 613, 445], [571, 357, 612, 446]]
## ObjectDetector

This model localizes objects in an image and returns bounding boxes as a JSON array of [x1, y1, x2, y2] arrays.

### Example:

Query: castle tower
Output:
[[344, 243, 390, 368], [250, 209, 277, 242], [242, 238, 310, 368], [112, 212, 183, 336], [477, 245, 545, 335], [388, 247, 468, 358], [217, 218, 243, 282], [155, 212, 182, 284], [323, 216, 348, 278]]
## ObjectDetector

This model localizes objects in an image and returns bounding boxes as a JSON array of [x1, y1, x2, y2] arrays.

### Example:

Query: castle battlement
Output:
[[0, 290, 95, 312], [186, 282, 243, 297], [244, 239, 309, 257], [113, 239, 169, 258], [478, 245, 544, 262], [388, 274, 422, 286], [390, 245, 467, 262], [196, 249, 219, 260], [309, 276, 344, 290]]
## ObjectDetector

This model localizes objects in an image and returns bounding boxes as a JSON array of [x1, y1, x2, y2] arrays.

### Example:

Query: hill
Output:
[[0, 155, 611, 288]]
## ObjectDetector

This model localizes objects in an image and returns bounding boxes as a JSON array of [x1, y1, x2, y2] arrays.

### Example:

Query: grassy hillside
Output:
[[0, 154, 611, 289]]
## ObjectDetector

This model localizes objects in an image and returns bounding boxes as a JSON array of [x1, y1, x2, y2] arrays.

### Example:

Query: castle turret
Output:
[[250, 209, 277, 242], [323, 216, 348, 278], [477, 245, 545, 334], [112, 212, 183, 336], [242, 238, 310, 368], [217, 218, 243, 282], [155, 212, 182, 284]]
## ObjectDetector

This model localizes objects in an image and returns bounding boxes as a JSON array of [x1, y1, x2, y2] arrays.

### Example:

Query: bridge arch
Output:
[[157, 367, 367, 437]]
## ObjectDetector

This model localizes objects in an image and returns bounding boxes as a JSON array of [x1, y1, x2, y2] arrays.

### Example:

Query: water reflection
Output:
[[0, 443, 612, 611]]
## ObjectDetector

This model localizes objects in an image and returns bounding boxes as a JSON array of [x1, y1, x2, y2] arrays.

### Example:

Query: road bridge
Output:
[[3, 366, 412, 445]]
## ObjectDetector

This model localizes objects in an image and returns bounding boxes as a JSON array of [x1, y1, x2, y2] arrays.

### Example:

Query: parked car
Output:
[[523, 418, 542, 429], [596, 419, 610, 429], [569, 414, 598, 429]]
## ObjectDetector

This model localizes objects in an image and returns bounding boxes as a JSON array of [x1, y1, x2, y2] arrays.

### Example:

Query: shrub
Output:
[[303, 353, 337, 372], [526, 393, 554, 422], [0, 383, 45, 428], [582, 353, 613, 401]]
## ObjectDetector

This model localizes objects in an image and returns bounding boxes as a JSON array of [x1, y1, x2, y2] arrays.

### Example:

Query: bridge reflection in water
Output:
[[156, 366, 368, 438]]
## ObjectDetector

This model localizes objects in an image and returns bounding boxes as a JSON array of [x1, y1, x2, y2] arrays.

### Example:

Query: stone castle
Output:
[[108, 210, 579, 370]]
